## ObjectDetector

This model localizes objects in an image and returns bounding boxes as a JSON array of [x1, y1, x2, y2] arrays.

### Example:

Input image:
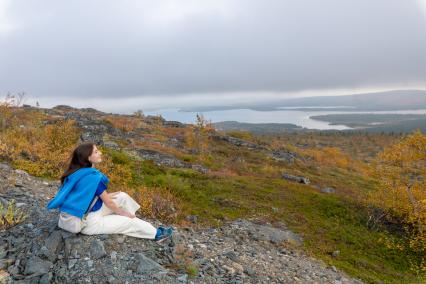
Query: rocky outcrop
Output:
[[212, 136, 305, 165], [42, 109, 123, 147], [212, 135, 265, 150], [282, 173, 310, 185], [321, 187, 336, 194], [144, 115, 166, 125], [269, 150, 301, 164], [163, 121, 186, 128], [134, 148, 209, 174]]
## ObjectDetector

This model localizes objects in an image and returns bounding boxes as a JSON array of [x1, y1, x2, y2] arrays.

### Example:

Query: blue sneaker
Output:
[[155, 226, 173, 243]]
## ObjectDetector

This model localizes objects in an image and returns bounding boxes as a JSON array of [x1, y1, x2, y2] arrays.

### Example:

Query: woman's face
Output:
[[88, 145, 102, 164]]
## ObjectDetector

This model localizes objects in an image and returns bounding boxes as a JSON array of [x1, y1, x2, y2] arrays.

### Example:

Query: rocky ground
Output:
[[0, 162, 363, 284]]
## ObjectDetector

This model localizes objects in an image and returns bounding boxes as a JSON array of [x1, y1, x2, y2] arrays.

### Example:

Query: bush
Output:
[[0, 200, 27, 230], [369, 130, 426, 274], [131, 185, 182, 223], [0, 118, 81, 178]]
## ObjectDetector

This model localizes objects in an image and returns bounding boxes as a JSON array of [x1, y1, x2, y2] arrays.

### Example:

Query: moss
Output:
[[185, 264, 199, 278]]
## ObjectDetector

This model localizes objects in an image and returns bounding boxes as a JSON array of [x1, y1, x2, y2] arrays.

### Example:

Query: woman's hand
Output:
[[100, 191, 135, 218]]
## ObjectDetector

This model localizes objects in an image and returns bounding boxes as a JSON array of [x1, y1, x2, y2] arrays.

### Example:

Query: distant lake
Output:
[[144, 108, 426, 130]]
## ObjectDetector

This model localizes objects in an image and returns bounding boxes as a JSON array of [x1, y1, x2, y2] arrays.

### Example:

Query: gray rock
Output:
[[212, 135, 265, 150], [15, 169, 29, 176], [233, 219, 303, 245], [282, 173, 310, 185], [135, 253, 164, 274], [24, 256, 53, 275], [321, 187, 336, 194], [186, 215, 198, 224], [244, 267, 256, 276], [177, 274, 188, 283], [332, 250, 340, 258], [103, 140, 120, 150], [39, 272, 52, 284], [7, 263, 20, 277], [224, 251, 238, 262], [135, 148, 188, 168], [64, 237, 83, 260], [0, 247, 7, 259], [0, 163, 12, 171], [163, 121, 185, 128], [117, 236, 125, 244], [45, 230, 63, 254], [144, 115, 165, 125], [68, 259, 78, 269], [0, 259, 13, 270], [191, 164, 209, 174], [0, 197, 8, 207], [270, 150, 300, 164], [90, 239, 107, 259], [110, 251, 117, 262]]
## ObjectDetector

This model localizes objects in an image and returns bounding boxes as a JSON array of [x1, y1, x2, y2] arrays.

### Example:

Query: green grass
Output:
[[127, 158, 421, 283]]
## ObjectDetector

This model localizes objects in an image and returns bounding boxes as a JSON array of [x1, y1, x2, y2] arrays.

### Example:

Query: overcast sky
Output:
[[1, 0, 426, 113]]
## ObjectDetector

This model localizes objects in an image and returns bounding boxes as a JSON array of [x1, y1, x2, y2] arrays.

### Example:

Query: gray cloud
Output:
[[1, 0, 426, 107]]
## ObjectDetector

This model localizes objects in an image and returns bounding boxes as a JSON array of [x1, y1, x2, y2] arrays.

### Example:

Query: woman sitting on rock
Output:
[[47, 142, 172, 243]]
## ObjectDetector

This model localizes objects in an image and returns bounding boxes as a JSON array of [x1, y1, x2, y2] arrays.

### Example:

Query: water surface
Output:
[[144, 108, 426, 130]]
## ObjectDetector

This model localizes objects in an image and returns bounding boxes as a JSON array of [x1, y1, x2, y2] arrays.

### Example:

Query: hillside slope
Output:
[[0, 104, 424, 283]]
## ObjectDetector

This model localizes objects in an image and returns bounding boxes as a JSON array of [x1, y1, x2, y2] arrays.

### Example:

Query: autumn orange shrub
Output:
[[184, 114, 215, 157], [369, 131, 426, 274], [0, 93, 28, 130], [132, 186, 181, 223], [0, 107, 81, 178], [112, 183, 182, 224], [103, 115, 146, 132]]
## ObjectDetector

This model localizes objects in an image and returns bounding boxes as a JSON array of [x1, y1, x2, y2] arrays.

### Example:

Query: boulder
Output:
[[282, 173, 310, 184], [24, 256, 53, 275], [134, 253, 165, 274]]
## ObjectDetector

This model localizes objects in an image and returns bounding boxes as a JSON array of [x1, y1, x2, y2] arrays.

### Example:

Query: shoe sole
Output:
[[155, 235, 171, 244]]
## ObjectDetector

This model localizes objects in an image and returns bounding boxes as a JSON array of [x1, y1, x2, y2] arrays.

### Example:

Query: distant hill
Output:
[[266, 90, 426, 111], [310, 113, 426, 133], [213, 121, 303, 134], [184, 90, 426, 112]]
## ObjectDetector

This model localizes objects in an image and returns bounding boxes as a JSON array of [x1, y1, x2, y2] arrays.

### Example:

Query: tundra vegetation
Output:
[[0, 94, 425, 283]]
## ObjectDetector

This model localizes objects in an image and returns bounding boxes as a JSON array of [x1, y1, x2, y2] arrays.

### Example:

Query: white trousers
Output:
[[81, 192, 157, 239]]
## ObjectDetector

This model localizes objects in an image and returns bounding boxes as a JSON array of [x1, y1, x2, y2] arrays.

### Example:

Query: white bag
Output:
[[58, 212, 84, 233], [58, 196, 98, 233]]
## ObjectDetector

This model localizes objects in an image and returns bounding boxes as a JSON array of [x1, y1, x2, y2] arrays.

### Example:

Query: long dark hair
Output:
[[60, 142, 95, 184]]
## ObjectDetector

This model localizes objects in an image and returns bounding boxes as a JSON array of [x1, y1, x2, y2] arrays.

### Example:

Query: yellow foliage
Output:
[[370, 130, 426, 271], [184, 114, 215, 156], [184, 127, 197, 149], [0, 199, 27, 230], [103, 115, 145, 132], [306, 147, 351, 168], [0, 117, 81, 178], [122, 185, 182, 224]]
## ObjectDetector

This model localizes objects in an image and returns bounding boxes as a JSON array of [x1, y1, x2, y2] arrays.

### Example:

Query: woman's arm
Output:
[[108, 191, 121, 197], [99, 191, 135, 218]]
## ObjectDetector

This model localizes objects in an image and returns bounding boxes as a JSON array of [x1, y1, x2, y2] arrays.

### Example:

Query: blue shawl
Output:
[[46, 167, 110, 218]]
